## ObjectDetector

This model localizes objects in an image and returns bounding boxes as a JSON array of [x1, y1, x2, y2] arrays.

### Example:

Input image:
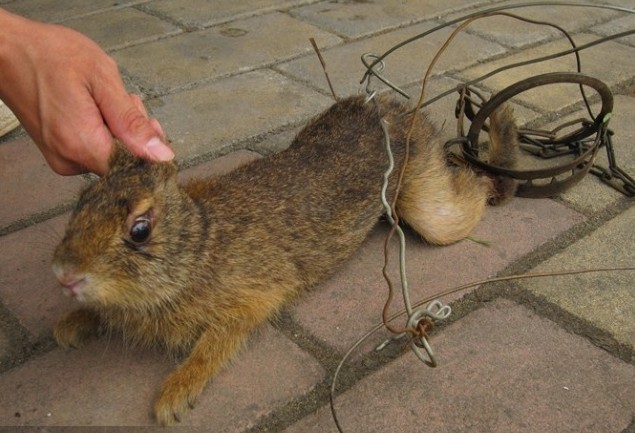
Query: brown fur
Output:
[[51, 95, 518, 425]]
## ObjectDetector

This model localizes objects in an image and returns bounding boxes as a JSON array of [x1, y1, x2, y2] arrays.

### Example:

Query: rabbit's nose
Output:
[[52, 265, 88, 300]]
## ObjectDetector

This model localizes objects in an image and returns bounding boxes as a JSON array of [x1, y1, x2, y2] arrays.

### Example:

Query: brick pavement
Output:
[[0, 1, 633, 432]]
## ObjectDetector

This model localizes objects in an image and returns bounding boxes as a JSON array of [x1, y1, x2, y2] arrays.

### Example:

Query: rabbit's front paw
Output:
[[53, 308, 100, 349], [154, 369, 202, 426], [154, 326, 250, 425]]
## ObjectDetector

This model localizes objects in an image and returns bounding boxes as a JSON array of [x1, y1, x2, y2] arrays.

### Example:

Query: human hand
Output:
[[0, 9, 174, 176]]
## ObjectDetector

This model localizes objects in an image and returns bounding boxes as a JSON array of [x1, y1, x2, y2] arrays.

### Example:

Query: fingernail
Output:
[[146, 137, 175, 161]]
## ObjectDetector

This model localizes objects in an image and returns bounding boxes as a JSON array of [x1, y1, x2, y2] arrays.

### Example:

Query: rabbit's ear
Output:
[[108, 140, 145, 174], [107, 141, 178, 180], [152, 158, 178, 182]]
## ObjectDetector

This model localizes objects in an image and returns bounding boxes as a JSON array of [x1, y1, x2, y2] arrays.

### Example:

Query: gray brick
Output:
[[2, 0, 145, 23], [63, 7, 181, 51], [290, 0, 491, 39], [593, 14, 635, 47], [113, 12, 342, 93], [147, 70, 333, 161], [143, 0, 312, 28], [522, 206, 635, 352], [387, 77, 472, 128], [276, 21, 507, 97], [446, 4, 620, 48], [284, 300, 635, 433], [458, 34, 635, 114]]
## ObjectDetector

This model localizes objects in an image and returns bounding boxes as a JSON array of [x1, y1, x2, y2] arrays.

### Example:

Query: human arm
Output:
[[0, 8, 173, 175]]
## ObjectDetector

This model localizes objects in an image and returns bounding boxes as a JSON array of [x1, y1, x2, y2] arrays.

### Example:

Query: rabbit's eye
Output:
[[130, 217, 151, 243]]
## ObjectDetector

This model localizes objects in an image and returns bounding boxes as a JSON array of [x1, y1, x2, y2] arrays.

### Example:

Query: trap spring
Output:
[[459, 72, 627, 198]]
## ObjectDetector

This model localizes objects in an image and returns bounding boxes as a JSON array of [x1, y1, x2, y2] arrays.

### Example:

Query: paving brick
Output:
[[0, 215, 71, 338], [446, 4, 620, 48], [276, 21, 506, 97], [458, 33, 635, 114], [521, 206, 635, 352], [0, 136, 85, 232], [2, 340, 167, 426], [593, 14, 635, 47], [284, 299, 635, 433], [63, 7, 182, 51], [147, 70, 333, 161], [290, 0, 490, 39], [0, 325, 324, 428], [0, 428, 167, 433], [596, 4, 635, 21], [290, 198, 585, 353], [113, 12, 342, 93], [2, 0, 144, 23], [143, 0, 310, 28]]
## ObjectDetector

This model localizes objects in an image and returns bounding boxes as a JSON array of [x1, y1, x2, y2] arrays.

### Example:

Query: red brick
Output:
[[285, 300, 635, 433], [0, 214, 71, 338], [0, 137, 85, 230], [0, 325, 323, 428]]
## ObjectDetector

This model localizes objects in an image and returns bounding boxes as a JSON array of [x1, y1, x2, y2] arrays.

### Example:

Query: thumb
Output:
[[107, 100, 174, 162], [94, 78, 174, 162]]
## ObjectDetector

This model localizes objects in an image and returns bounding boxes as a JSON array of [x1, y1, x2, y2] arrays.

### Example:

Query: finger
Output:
[[36, 89, 114, 176], [149, 117, 165, 139], [80, 122, 115, 176], [92, 65, 173, 162], [129, 93, 149, 118], [119, 107, 173, 161], [62, 92, 114, 176]]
